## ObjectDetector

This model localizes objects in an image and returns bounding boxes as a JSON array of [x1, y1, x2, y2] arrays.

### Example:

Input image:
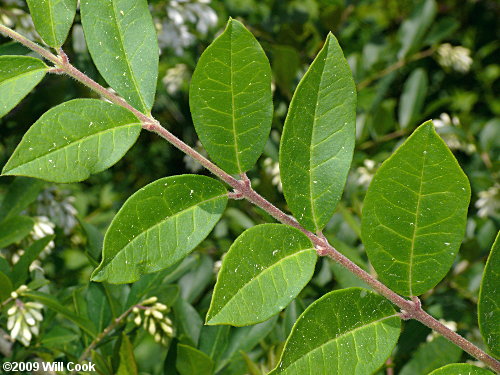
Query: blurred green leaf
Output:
[[398, 0, 437, 59], [190, 18, 273, 174], [12, 235, 54, 287], [280, 33, 356, 232], [0, 56, 47, 118], [0, 177, 44, 222], [0, 216, 34, 248], [428, 363, 494, 374], [26, 0, 77, 48], [199, 325, 230, 365], [478, 231, 500, 358], [207, 224, 316, 326], [399, 337, 462, 375], [117, 333, 138, 375], [80, 0, 158, 113], [2, 99, 142, 183], [399, 68, 428, 129], [362, 122, 470, 296], [0, 271, 13, 301], [269, 288, 401, 374], [179, 254, 213, 304], [176, 344, 214, 375], [91, 175, 227, 284], [86, 282, 111, 333]]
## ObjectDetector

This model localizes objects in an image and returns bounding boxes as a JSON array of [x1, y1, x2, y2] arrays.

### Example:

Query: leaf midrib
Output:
[[228, 24, 242, 173], [46, 0, 58, 45], [4, 123, 140, 173], [208, 248, 315, 322], [280, 314, 398, 372], [110, 0, 148, 112], [102, 193, 226, 268], [408, 135, 429, 296]]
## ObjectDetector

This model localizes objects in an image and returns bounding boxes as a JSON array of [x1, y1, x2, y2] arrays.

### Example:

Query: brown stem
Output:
[[1, 23, 499, 373], [357, 47, 436, 91]]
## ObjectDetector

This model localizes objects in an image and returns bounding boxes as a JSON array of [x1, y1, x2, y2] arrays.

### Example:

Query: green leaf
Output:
[[398, 0, 437, 59], [207, 224, 317, 326], [11, 235, 54, 287], [80, 0, 158, 113], [117, 333, 138, 375], [26, 0, 77, 48], [479, 230, 500, 358], [399, 68, 428, 129], [0, 216, 34, 248], [269, 288, 401, 375], [174, 297, 203, 347], [428, 364, 494, 375], [361, 121, 471, 296], [176, 344, 215, 375], [0, 271, 13, 301], [92, 175, 227, 284], [279, 33, 357, 232], [179, 254, 214, 304], [0, 177, 44, 222], [0, 56, 47, 118], [2, 99, 141, 183], [86, 283, 111, 332], [199, 325, 230, 365], [190, 18, 273, 174], [399, 336, 462, 375], [23, 290, 97, 337]]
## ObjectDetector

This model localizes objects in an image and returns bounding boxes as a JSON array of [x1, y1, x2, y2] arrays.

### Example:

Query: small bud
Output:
[[152, 310, 163, 320], [141, 296, 158, 305], [10, 291, 18, 299], [148, 319, 156, 336], [134, 315, 142, 326], [154, 303, 168, 311], [132, 307, 140, 314], [154, 333, 162, 343]]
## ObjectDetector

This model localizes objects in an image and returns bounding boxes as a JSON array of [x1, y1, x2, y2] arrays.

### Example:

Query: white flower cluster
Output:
[[131, 297, 174, 345], [36, 187, 78, 235], [6, 286, 43, 347], [437, 43, 473, 73], [162, 63, 190, 95], [157, 0, 218, 55], [263, 158, 282, 192], [433, 113, 476, 154], [475, 184, 500, 219], [356, 159, 377, 188]]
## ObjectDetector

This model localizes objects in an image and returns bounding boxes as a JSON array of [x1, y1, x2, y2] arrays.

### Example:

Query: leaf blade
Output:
[[190, 19, 273, 174], [0, 216, 34, 248], [361, 121, 471, 296], [207, 224, 316, 326], [478, 230, 500, 358], [269, 288, 401, 375], [2, 99, 141, 183], [91, 175, 227, 284], [399, 68, 428, 129], [80, 0, 159, 113], [176, 344, 215, 375], [0, 56, 47, 118], [279, 33, 357, 232], [26, 0, 77, 48], [428, 363, 494, 375]]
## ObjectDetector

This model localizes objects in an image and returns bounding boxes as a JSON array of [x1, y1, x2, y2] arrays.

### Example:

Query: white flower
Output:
[[36, 187, 78, 235], [31, 216, 55, 257], [131, 297, 174, 345], [437, 43, 473, 73], [263, 158, 282, 192], [356, 159, 377, 187], [6, 299, 43, 347], [162, 64, 190, 95], [475, 184, 500, 218], [156, 0, 218, 56]]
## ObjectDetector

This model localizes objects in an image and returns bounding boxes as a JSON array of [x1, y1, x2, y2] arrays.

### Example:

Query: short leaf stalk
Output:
[[1, 23, 499, 373]]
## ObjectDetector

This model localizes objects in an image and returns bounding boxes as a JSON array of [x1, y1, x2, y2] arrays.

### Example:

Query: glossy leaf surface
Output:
[[279, 33, 356, 232], [26, 0, 77, 48], [428, 364, 494, 375], [270, 288, 401, 375], [190, 19, 273, 174], [479, 231, 500, 358], [2, 99, 141, 183], [361, 121, 470, 296], [80, 0, 158, 113], [0, 56, 47, 118], [92, 175, 227, 284], [399, 336, 462, 375], [0, 177, 44, 222], [176, 344, 214, 375], [207, 224, 316, 326]]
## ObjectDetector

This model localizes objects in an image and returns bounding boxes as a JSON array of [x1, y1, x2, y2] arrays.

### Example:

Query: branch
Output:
[[1, 24, 499, 373]]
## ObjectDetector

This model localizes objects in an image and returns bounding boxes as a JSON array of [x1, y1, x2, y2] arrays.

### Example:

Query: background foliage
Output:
[[0, 0, 499, 374]]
